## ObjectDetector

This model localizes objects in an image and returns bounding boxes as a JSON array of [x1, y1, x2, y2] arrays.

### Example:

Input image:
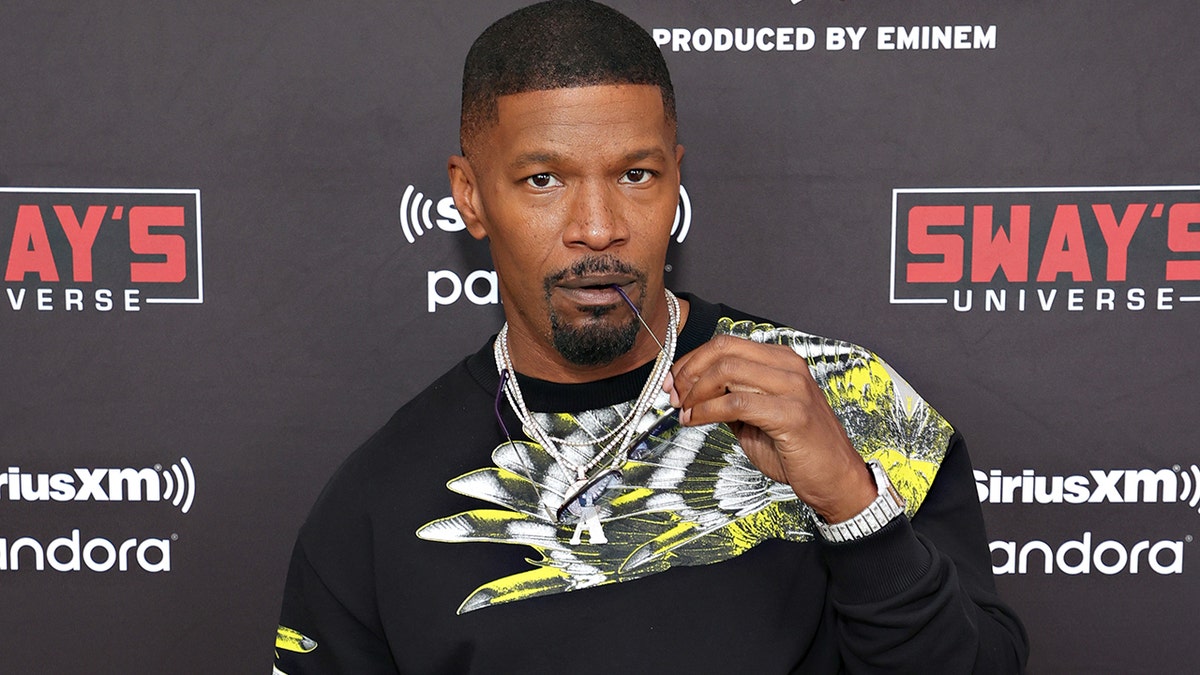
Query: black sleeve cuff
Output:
[[819, 514, 934, 604]]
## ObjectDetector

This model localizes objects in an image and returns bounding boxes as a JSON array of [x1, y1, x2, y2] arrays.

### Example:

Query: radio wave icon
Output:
[[400, 185, 437, 244], [1175, 464, 1200, 513], [671, 185, 692, 243], [160, 457, 196, 514], [402, 183, 690, 244]]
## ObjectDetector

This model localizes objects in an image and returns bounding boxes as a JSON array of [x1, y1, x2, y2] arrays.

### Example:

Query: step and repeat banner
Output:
[[2, 1, 1197, 672]]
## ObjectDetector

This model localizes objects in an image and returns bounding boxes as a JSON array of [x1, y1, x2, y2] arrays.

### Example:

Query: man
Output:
[[275, 1, 1028, 672]]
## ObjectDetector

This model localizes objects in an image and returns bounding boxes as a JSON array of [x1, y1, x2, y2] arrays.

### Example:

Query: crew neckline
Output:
[[465, 291, 720, 412]]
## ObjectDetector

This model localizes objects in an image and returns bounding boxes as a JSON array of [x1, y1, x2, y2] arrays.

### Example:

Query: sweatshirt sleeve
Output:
[[819, 432, 1030, 673], [274, 537, 398, 675], [274, 446, 400, 675]]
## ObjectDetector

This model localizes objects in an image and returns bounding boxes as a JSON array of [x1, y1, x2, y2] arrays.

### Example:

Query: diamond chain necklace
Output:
[[493, 289, 680, 482]]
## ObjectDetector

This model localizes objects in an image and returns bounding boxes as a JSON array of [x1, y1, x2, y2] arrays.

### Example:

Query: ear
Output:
[[448, 155, 489, 241]]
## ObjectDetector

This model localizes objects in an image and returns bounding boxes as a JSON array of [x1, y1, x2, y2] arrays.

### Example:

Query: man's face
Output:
[[450, 84, 683, 370]]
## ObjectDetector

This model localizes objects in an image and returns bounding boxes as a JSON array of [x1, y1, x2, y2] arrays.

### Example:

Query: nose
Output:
[[562, 181, 629, 251]]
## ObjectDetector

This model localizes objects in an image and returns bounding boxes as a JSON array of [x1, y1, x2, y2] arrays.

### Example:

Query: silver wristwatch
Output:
[[814, 459, 907, 543]]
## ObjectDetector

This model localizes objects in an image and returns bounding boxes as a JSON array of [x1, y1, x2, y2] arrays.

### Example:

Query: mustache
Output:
[[543, 255, 645, 289]]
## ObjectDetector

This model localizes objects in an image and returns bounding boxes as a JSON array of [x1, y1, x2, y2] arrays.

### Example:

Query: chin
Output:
[[550, 313, 640, 367]]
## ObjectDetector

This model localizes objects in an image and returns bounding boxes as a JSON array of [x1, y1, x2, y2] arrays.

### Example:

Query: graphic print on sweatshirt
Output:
[[417, 318, 954, 614]]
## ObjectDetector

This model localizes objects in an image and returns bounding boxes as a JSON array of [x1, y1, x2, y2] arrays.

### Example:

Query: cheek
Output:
[[487, 203, 556, 252], [488, 224, 560, 290], [633, 198, 678, 245]]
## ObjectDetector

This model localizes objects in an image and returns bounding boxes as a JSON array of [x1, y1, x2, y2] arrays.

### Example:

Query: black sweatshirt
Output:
[[276, 294, 1028, 673]]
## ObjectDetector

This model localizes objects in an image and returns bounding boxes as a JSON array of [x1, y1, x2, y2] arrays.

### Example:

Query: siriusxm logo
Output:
[[419, 183, 694, 312], [399, 185, 464, 244], [975, 465, 1200, 511], [401, 184, 693, 245], [0, 458, 196, 514]]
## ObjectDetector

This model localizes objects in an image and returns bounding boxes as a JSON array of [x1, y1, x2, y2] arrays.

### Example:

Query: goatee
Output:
[[544, 256, 645, 367]]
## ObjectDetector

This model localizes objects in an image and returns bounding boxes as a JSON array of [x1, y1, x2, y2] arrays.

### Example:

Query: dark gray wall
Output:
[[2, 1, 1197, 671]]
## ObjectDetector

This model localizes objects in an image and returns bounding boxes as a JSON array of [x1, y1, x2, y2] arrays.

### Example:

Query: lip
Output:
[[553, 276, 636, 305]]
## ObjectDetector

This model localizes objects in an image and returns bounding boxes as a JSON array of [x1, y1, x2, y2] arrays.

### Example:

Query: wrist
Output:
[[814, 459, 907, 543], [811, 457, 876, 523]]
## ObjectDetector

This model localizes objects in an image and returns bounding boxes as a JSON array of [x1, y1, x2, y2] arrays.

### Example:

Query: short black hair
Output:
[[460, 0, 676, 155]]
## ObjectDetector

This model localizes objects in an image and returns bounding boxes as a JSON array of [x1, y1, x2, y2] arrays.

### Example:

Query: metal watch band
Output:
[[814, 458, 907, 543]]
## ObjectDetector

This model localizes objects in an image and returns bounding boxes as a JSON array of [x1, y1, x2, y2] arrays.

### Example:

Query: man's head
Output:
[[459, 0, 676, 158], [449, 1, 683, 378]]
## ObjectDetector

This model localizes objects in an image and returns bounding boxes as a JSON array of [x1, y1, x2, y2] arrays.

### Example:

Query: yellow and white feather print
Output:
[[416, 318, 954, 613]]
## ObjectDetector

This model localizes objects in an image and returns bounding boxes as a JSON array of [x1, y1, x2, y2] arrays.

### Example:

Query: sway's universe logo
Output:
[[406, 184, 694, 313], [0, 457, 195, 574], [979, 465, 1195, 576], [891, 186, 1200, 313], [2, 188, 203, 312]]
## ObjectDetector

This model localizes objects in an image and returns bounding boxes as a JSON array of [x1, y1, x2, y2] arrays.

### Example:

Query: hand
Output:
[[665, 334, 876, 523]]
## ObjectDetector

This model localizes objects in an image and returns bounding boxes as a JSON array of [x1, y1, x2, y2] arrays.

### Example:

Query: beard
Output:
[[544, 255, 646, 367]]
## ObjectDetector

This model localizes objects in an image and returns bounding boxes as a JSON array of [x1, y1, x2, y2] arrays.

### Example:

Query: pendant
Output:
[[562, 471, 622, 546]]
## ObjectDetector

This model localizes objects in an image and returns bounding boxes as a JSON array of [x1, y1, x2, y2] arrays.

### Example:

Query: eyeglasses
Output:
[[554, 406, 681, 522], [496, 283, 677, 524]]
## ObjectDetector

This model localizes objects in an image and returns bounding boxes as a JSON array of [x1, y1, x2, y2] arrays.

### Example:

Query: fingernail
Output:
[[681, 408, 691, 425], [664, 372, 681, 408]]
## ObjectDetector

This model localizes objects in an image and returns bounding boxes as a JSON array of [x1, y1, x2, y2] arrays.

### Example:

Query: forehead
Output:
[[480, 84, 674, 164]]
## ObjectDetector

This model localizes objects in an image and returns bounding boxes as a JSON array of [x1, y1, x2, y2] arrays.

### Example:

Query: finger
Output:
[[686, 384, 857, 471], [672, 333, 797, 376], [678, 389, 780, 467], [686, 389, 866, 506], [684, 388, 804, 437], [676, 345, 816, 415], [672, 336, 805, 399], [675, 357, 803, 420]]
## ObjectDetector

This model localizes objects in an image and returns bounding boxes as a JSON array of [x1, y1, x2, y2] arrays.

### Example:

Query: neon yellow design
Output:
[[869, 448, 942, 517], [273, 625, 316, 675], [610, 486, 653, 507], [417, 318, 953, 613], [275, 625, 317, 653]]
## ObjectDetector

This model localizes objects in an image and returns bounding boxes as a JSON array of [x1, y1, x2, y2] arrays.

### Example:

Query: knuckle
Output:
[[713, 356, 740, 381], [791, 406, 812, 427], [727, 391, 751, 412], [711, 334, 741, 353]]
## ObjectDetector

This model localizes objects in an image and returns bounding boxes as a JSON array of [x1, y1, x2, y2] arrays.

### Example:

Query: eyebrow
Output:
[[509, 147, 668, 170], [623, 148, 667, 163], [510, 151, 560, 169]]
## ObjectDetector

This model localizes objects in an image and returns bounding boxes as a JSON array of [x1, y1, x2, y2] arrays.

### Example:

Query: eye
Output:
[[525, 173, 562, 189], [620, 168, 655, 185]]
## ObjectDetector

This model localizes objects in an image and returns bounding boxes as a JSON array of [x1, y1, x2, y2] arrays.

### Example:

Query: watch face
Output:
[[869, 459, 905, 508]]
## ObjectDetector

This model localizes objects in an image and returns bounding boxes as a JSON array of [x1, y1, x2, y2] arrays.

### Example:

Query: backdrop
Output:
[[2, 1, 1197, 672]]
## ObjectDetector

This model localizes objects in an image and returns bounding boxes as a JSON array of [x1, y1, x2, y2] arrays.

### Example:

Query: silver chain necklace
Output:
[[493, 289, 679, 482]]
